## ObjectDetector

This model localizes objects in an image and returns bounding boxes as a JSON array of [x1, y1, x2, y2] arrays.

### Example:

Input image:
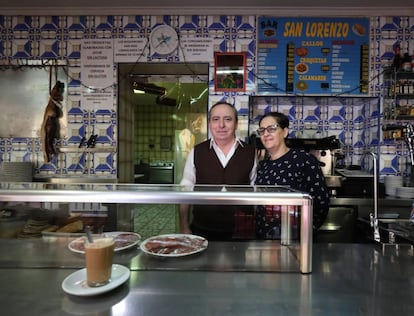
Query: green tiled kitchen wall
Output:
[[134, 101, 176, 163]]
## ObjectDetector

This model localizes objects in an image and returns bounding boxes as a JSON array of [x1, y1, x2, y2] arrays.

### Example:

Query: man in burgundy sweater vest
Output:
[[179, 102, 257, 240]]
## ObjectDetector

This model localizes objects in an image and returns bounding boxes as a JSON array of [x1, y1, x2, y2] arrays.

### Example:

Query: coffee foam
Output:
[[85, 237, 114, 249]]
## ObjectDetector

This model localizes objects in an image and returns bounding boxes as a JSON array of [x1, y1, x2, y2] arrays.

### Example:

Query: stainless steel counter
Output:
[[0, 239, 413, 315], [330, 197, 413, 217], [330, 197, 413, 208], [322, 197, 414, 243]]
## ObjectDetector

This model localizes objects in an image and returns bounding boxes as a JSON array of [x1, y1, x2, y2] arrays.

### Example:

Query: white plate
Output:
[[380, 213, 400, 219], [62, 264, 130, 296], [68, 231, 141, 254], [396, 187, 414, 199], [140, 233, 208, 258]]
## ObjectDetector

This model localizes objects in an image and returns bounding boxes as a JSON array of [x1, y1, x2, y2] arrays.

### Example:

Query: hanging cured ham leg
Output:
[[41, 81, 64, 163]]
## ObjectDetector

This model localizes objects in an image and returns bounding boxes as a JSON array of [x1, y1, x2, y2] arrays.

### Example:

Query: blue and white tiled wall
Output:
[[0, 15, 413, 179], [249, 96, 380, 168]]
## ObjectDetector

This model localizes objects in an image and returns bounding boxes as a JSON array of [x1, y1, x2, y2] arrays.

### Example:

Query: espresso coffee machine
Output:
[[250, 135, 342, 175], [285, 135, 342, 176]]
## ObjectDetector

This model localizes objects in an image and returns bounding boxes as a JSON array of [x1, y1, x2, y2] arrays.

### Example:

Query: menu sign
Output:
[[257, 17, 369, 95]]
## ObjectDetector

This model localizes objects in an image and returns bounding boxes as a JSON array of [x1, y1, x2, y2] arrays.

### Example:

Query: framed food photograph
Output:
[[214, 52, 246, 92]]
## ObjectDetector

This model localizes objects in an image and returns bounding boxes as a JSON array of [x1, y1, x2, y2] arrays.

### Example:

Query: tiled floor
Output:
[[133, 204, 178, 240]]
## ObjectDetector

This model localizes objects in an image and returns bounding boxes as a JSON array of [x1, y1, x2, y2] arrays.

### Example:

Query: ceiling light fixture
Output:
[[132, 81, 166, 95]]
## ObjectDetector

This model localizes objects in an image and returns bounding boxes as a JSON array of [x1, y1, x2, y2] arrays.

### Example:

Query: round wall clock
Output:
[[150, 24, 179, 56]]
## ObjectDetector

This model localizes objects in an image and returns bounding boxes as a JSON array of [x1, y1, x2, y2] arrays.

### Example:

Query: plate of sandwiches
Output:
[[68, 231, 141, 254], [140, 234, 208, 258]]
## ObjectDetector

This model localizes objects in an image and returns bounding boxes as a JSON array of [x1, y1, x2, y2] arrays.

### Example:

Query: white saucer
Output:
[[62, 264, 130, 296]]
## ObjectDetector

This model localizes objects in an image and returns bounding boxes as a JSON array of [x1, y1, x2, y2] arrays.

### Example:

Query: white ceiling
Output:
[[1, 0, 413, 16]]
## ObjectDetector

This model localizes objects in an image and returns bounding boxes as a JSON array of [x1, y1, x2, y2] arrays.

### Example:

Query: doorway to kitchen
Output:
[[117, 63, 208, 237], [118, 63, 209, 184]]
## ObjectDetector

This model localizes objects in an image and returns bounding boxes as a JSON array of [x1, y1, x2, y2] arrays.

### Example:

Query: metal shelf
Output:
[[58, 146, 116, 153], [395, 71, 414, 80], [395, 94, 414, 99]]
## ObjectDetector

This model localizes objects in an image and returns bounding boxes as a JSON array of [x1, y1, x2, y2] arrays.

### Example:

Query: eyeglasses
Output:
[[256, 124, 278, 136]]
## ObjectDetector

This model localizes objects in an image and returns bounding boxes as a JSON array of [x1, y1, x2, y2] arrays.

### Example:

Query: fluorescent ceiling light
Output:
[[216, 69, 244, 74], [132, 81, 166, 95]]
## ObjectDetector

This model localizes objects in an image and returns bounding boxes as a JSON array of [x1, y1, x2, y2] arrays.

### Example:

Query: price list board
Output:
[[257, 17, 370, 95]]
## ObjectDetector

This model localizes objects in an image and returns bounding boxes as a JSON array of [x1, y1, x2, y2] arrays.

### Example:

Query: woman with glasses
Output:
[[255, 112, 329, 239]]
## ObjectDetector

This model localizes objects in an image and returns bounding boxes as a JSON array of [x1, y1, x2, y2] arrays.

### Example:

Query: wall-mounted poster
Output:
[[257, 17, 370, 95], [214, 52, 246, 92]]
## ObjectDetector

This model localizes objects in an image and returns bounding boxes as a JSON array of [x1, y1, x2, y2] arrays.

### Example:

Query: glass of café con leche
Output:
[[85, 237, 115, 287]]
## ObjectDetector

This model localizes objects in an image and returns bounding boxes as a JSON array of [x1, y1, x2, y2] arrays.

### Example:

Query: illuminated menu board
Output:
[[257, 17, 370, 95]]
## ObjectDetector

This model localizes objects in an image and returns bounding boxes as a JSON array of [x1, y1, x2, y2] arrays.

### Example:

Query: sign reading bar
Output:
[[257, 17, 370, 95]]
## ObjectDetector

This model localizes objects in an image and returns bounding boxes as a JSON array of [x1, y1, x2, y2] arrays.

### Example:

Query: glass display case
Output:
[[0, 183, 313, 273]]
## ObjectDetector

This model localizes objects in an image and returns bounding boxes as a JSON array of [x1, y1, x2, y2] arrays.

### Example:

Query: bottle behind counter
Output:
[[401, 52, 412, 72], [412, 50, 414, 72], [392, 45, 402, 72], [411, 50, 414, 72]]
